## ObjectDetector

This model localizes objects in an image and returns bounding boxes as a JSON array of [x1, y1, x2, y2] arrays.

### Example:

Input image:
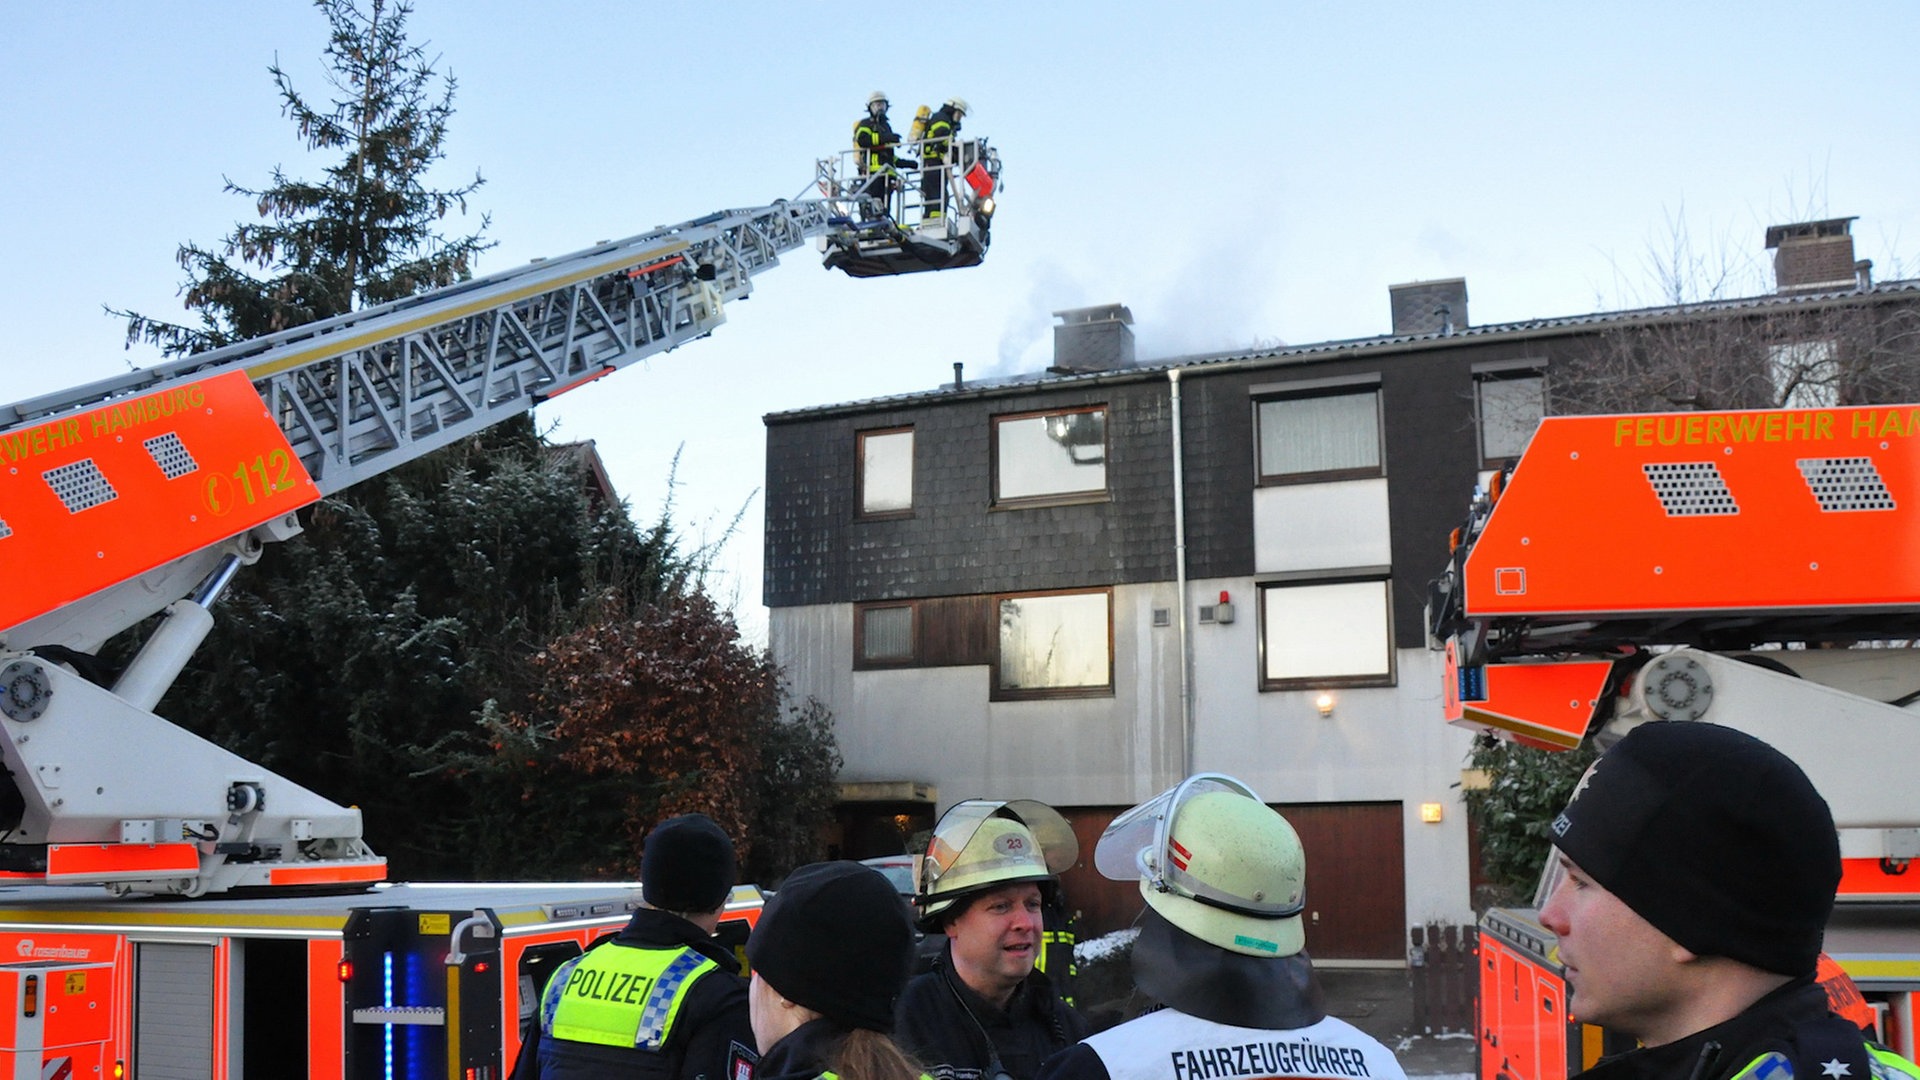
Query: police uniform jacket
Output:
[[1034, 908, 1405, 1080], [508, 908, 754, 1080], [895, 945, 1088, 1080], [1573, 976, 1920, 1080]]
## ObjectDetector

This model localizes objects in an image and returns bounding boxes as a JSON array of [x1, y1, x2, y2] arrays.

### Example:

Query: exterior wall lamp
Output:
[[1420, 802, 1445, 824], [1315, 692, 1335, 717]]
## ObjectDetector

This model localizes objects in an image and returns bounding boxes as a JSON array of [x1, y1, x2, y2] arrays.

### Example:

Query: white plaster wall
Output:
[[769, 578, 1480, 930]]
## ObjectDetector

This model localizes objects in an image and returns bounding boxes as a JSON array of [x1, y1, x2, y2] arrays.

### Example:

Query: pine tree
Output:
[[110, 0, 491, 354]]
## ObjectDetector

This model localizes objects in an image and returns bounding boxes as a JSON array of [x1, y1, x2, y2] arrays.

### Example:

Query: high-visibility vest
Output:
[[542, 943, 718, 1050]]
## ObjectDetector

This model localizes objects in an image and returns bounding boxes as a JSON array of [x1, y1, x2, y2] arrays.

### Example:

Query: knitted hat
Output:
[[641, 814, 737, 914], [1550, 721, 1839, 976], [747, 862, 915, 1033]]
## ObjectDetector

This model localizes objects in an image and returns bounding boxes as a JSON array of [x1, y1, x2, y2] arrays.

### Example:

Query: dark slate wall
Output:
[[765, 381, 1179, 607], [765, 336, 1575, 648]]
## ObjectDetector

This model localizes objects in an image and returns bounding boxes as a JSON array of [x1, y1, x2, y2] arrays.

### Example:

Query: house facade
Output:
[[763, 220, 1920, 961]]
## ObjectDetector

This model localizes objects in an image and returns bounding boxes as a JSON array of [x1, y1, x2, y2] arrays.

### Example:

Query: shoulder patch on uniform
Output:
[[728, 1039, 758, 1080]]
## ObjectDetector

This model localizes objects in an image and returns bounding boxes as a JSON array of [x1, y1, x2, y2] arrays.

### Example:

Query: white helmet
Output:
[[1095, 774, 1306, 958], [945, 97, 970, 118], [868, 90, 889, 108], [915, 799, 1077, 926]]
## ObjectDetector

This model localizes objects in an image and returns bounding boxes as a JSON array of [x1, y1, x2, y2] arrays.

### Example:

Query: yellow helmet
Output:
[[1095, 774, 1306, 958], [915, 799, 1077, 926]]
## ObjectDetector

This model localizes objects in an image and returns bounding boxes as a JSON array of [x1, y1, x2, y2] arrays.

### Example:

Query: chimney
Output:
[[1765, 217, 1860, 293], [1388, 278, 1469, 336], [1049, 303, 1135, 374]]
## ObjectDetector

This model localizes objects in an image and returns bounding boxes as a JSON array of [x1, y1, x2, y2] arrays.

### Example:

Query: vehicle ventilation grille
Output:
[[144, 432, 198, 480], [44, 460, 118, 514], [1643, 462, 1739, 516], [0, 518, 10, 539], [1797, 457, 1895, 511]]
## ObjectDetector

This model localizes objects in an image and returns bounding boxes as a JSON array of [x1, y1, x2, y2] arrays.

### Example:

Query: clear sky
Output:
[[5, 2, 1918, 643]]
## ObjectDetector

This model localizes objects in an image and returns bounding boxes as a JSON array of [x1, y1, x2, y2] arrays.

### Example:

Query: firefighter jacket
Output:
[[1034, 908, 1405, 1080], [1572, 976, 1920, 1080], [895, 945, 1088, 1080], [855, 113, 901, 174], [509, 908, 755, 1080], [921, 106, 960, 168], [1033, 903, 1077, 1008]]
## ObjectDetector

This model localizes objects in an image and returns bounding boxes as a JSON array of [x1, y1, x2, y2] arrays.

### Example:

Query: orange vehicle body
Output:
[[1435, 405, 1920, 1080], [0, 883, 762, 1080]]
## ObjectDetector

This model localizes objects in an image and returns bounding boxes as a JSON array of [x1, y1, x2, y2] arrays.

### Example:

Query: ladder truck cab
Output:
[[0, 148, 991, 1077], [1427, 404, 1920, 1080], [815, 136, 1001, 278]]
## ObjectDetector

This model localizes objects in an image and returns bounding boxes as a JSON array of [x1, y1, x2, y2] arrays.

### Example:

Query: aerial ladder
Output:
[[0, 143, 1002, 901], [1426, 404, 1920, 1079]]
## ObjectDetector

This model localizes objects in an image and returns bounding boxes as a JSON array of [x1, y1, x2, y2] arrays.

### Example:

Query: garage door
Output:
[[1276, 800, 1405, 962]]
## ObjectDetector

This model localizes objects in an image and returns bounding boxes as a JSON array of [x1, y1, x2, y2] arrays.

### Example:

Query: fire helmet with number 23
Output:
[[1095, 773, 1307, 957], [915, 799, 1078, 928]]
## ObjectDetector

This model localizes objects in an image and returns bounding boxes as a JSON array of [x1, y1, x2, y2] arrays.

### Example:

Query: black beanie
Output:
[[746, 861, 914, 1033], [641, 814, 737, 914], [1550, 721, 1839, 976]]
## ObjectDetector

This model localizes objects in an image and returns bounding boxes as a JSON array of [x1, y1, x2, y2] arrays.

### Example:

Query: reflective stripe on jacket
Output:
[[543, 944, 718, 1050]]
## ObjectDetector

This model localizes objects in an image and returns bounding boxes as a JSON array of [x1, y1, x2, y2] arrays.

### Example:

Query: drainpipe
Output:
[[1168, 368, 1194, 778]]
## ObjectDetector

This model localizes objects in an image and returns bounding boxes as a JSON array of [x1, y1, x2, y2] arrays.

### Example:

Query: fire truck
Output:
[[0, 140, 1001, 1078], [1427, 404, 1920, 1080]]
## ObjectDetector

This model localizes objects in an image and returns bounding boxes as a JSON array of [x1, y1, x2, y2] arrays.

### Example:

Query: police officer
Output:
[[1536, 721, 1920, 1080], [918, 97, 967, 221], [895, 800, 1087, 1080], [854, 91, 905, 215], [746, 861, 923, 1080], [1036, 775, 1407, 1080], [511, 814, 755, 1080]]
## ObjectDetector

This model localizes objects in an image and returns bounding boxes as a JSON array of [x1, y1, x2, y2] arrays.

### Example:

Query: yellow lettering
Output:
[[1854, 410, 1877, 438], [1685, 416, 1705, 444], [1636, 418, 1654, 446], [1, 429, 29, 463], [1657, 418, 1683, 446], [31, 428, 47, 455], [1730, 414, 1763, 442], [1765, 414, 1783, 441], [1786, 413, 1811, 440], [90, 410, 109, 438], [1615, 418, 1635, 446], [1705, 416, 1726, 443], [187, 385, 205, 408], [1880, 411, 1908, 439], [1815, 412, 1833, 439]]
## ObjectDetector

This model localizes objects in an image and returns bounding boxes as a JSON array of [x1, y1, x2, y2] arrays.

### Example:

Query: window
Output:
[[853, 596, 993, 671], [1256, 388, 1382, 484], [1768, 340, 1840, 409], [994, 589, 1112, 699], [1259, 578, 1393, 689], [994, 407, 1108, 505], [858, 604, 914, 663], [1476, 371, 1546, 466], [859, 427, 914, 516]]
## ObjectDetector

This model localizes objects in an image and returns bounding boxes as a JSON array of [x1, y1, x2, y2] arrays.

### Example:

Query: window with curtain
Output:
[[859, 427, 915, 516], [1476, 372, 1546, 465], [1259, 578, 1393, 688], [1256, 389, 1382, 483]]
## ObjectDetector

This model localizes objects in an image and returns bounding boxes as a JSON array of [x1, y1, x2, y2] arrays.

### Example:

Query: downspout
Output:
[[1169, 368, 1193, 777]]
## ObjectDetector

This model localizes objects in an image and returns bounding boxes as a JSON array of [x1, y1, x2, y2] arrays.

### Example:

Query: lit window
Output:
[[1256, 389, 1381, 483], [859, 605, 914, 662], [859, 427, 914, 516], [995, 590, 1112, 699], [1259, 579, 1393, 688], [1477, 372, 1545, 466], [994, 407, 1107, 504]]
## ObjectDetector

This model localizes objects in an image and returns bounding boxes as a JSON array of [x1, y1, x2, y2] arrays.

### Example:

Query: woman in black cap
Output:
[[746, 861, 924, 1080]]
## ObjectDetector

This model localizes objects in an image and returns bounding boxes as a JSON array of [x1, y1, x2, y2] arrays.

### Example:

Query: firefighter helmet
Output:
[[868, 90, 889, 109], [915, 799, 1077, 927], [945, 97, 970, 118], [1094, 774, 1306, 958]]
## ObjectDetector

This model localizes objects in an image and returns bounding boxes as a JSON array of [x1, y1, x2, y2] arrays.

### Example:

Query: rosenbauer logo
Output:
[[13, 939, 94, 961]]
